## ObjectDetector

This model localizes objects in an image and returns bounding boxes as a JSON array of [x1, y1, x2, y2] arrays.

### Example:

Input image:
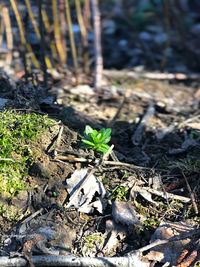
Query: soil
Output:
[[0, 71, 200, 264]]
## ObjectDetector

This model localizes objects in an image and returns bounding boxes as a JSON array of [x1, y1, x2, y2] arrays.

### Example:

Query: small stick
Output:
[[103, 69, 200, 81], [54, 154, 150, 170], [132, 185, 191, 203], [53, 125, 64, 157], [182, 172, 199, 214], [135, 228, 200, 254], [131, 104, 155, 145], [178, 114, 200, 129], [107, 95, 126, 128]]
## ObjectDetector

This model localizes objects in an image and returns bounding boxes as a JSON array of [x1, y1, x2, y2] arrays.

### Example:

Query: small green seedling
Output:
[[82, 125, 112, 154]]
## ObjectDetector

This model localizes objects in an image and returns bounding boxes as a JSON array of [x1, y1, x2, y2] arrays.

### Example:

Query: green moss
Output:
[[83, 233, 104, 250], [143, 216, 160, 230], [111, 185, 129, 201], [0, 203, 21, 221], [0, 110, 54, 196]]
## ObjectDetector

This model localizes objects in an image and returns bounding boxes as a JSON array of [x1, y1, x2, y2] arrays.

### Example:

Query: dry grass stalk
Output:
[[25, 0, 53, 73], [75, 0, 89, 73], [65, 0, 78, 72], [59, 0, 67, 64], [52, 0, 66, 65], [91, 0, 103, 90], [9, 0, 40, 68], [1, 6, 13, 65], [83, 0, 91, 30], [25, 0, 40, 38], [37, 0, 47, 86], [41, 9, 58, 61], [0, 5, 4, 48]]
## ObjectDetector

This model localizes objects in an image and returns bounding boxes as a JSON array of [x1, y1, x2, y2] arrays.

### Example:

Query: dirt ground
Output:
[[0, 71, 200, 266]]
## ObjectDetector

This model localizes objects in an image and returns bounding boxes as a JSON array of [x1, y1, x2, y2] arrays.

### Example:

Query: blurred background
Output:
[[0, 0, 200, 80]]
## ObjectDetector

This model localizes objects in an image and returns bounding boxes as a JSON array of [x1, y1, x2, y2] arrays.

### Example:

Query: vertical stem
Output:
[[160, 0, 170, 70], [41, 9, 57, 61], [9, 0, 40, 68], [91, 0, 103, 90], [25, 0, 40, 39], [83, 0, 91, 31], [0, 6, 4, 48], [52, 0, 66, 65], [75, 0, 89, 73], [37, 0, 47, 87], [2, 6, 13, 65], [59, 0, 67, 64], [65, 0, 78, 72]]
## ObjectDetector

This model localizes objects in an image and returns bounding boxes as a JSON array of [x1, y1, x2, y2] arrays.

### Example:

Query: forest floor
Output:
[[0, 71, 200, 266]]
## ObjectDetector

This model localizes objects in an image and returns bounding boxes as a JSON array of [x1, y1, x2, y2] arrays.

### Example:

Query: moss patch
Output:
[[0, 110, 54, 197]]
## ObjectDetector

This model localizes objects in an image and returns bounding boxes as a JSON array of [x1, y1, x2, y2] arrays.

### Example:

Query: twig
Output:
[[54, 154, 150, 170], [182, 172, 199, 214], [53, 125, 64, 157], [131, 104, 155, 145], [107, 96, 126, 128], [18, 208, 43, 225], [178, 114, 200, 129], [103, 70, 200, 81], [0, 254, 149, 267], [134, 228, 200, 254], [132, 186, 191, 203]]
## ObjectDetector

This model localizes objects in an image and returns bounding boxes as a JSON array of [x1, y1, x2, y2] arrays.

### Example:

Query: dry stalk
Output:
[[52, 0, 66, 65], [25, 0, 53, 71], [25, 0, 40, 38], [91, 0, 103, 90], [83, 0, 91, 31], [41, 9, 58, 61], [9, 0, 40, 69], [0, 4, 3, 48], [1, 6, 13, 65], [59, 0, 67, 64], [182, 172, 199, 215], [37, 0, 47, 86], [65, 0, 79, 73], [75, 0, 89, 73]]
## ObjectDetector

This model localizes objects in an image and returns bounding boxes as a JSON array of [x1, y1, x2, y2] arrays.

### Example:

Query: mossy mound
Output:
[[0, 110, 54, 197]]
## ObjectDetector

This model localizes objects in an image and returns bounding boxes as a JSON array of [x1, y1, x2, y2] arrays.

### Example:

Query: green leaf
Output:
[[82, 139, 95, 147], [102, 128, 112, 138], [90, 130, 99, 143], [98, 128, 111, 143], [96, 143, 110, 154], [84, 125, 94, 135], [103, 136, 111, 144]]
